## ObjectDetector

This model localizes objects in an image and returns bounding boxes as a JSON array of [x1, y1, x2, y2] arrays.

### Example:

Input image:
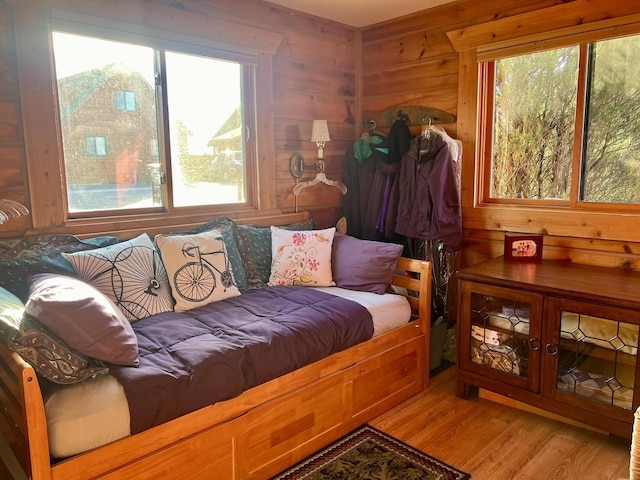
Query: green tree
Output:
[[583, 36, 640, 203], [492, 47, 578, 200], [492, 36, 640, 204]]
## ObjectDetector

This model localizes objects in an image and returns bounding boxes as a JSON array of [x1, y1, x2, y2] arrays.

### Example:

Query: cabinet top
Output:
[[457, 256, 640, 308]]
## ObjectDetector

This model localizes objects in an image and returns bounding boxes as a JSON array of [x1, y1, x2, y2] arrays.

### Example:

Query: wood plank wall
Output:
[[362, 0, 640, 271], [4, 0, 640, 269], [0, 0, 356, 238], [0, 3, 29, 234]]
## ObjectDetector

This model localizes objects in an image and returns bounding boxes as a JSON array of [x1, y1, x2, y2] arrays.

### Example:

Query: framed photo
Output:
[[504, 233, 543, 263]]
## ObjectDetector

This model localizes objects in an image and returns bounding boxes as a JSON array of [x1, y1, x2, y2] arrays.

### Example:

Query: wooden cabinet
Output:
[[456, 257, 640, 437]]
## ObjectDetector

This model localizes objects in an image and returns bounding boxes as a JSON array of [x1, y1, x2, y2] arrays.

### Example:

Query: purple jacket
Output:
[[388, 134, 462, 251]]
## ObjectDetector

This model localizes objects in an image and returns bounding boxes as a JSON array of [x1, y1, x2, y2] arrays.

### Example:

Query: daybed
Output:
[[0, 214, 431, 480]]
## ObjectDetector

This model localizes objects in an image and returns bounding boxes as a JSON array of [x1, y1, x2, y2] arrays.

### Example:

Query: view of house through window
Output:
[[487, 34, 640, 204], [52, 31, 248, 214]]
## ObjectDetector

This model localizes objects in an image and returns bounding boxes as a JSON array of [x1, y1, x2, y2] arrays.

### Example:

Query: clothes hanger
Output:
[[292, 174, 348, 196], [421, 116, 435, 140], [364, 120, 387, 139], [292, 159, 347, 196], [0, 199, 29, 224]]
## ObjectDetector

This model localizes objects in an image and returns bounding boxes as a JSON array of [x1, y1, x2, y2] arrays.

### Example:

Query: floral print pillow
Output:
[[268, 227, 336, 287]]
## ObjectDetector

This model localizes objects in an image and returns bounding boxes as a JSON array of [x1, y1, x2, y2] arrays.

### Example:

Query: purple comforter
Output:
[[109, 286, 373, 434]]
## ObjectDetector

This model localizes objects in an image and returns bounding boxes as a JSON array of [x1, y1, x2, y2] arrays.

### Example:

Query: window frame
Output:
[[478, 39, 640, 211], [445, 7, 640, 244], [52, 22, 259, 219], [85, 135, 108, 157], [13, 3, 282, 231], [116, 90, 136, 112]]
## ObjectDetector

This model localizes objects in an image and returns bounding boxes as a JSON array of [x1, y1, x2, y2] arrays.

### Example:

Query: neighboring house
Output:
[[57, 64, 158, 191], [208, 106, 243, 159]]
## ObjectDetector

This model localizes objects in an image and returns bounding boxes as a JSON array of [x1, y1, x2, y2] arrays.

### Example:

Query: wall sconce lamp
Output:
[[290, 121, 346, 213], [311, 119, 330, 165], [290, 120, 331, 179], [0, 199, 29, 225]]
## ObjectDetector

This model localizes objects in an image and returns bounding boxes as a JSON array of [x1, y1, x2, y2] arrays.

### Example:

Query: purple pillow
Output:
[[331, 234, 403, 294], [25, 274, 139, 366]]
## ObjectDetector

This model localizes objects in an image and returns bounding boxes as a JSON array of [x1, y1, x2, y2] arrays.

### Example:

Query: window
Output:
[[482, 34, 640, 206], [85, 136, 107, 157], [52, 31, 254, 214], [116, 91, 136, 111]]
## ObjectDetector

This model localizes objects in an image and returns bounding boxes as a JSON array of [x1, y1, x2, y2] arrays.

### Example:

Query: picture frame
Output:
[[503, 233, 543, 263]]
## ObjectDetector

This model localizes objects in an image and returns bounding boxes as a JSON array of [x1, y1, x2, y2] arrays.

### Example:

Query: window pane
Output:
[[164, 52, 245, 207], [53, 32, 160, 212], [491, 47, 579, 200], [582, 36, 640, 203]]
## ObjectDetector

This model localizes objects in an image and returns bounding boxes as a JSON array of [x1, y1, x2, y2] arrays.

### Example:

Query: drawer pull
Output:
[[528, 338, 541, 351], [545, 342, 558, 356]]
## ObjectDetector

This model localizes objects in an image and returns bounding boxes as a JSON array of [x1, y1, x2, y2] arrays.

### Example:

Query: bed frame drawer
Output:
[[236, 335, 425, 479]]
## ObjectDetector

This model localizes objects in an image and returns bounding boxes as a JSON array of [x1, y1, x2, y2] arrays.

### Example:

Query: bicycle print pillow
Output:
[[155, 229, 240, 312], [63, 234, 174, 322]]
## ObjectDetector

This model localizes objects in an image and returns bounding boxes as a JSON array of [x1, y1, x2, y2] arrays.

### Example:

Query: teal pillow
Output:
[[0, 287, 24, 346], [0, 234, 119, 301], [236, 219, 315, 286]]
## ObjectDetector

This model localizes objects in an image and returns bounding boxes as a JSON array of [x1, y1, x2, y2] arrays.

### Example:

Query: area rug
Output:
[[271, 424, 471, 480]]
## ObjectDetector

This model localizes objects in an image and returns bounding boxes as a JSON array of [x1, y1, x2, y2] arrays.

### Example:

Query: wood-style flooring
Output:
[[370, 367, 631, 480]]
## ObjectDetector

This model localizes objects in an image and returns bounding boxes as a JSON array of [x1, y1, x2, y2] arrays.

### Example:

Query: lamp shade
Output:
[[311, 120, 330, 143]]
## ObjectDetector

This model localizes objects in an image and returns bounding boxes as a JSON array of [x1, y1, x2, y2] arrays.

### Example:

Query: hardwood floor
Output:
[[370, 367, 631, 480]]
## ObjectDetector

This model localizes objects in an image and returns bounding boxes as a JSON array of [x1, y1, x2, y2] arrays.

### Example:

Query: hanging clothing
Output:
[[387, 132, 462, 252], [342, 139, 397, 240], [387, 119, 413, 165]]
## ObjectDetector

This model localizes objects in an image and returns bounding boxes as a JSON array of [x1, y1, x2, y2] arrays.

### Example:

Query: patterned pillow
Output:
[[0, 234, 119, 302], [236, 219, 315, 287], [175, 216, 248, 290], [155, 230, 241, 312], [63, 234, 174, 322], [0, 287, 24, 346], [268, 226, 336, 287], [9, 314, 109, 385]]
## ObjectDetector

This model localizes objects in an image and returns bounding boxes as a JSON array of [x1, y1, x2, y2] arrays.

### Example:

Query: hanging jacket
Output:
[[342, 142, 396, 240], [387, 133, 462, 252]]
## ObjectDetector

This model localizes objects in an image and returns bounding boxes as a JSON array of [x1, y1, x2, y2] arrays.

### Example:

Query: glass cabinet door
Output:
[[544, 297, 639, 418], [460, 281, 543, 392]]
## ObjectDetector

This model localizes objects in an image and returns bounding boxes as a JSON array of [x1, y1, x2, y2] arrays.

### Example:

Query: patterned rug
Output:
[[271, 425, 471, 480]]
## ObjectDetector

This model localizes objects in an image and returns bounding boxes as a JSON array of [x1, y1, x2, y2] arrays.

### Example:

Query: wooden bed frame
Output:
[[0, 238, 431, 479]]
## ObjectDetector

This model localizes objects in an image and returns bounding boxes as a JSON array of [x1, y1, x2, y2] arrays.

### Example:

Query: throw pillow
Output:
[[268, 226, 336, 287], [331, 234, 404, 294], [63, 233, 174, 322], [175, 216, 249, 290], [0, 287, 25, 346], [236, 219, 315, 287], [0, 234, 119, 302], [9, 314, 109, 385], [26, 274, 139, 366], [155, 229, 241, 312]]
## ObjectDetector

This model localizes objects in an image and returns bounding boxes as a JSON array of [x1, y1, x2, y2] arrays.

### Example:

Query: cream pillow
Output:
[[268, 226, 336, 287], [155, 230, 240, 312]]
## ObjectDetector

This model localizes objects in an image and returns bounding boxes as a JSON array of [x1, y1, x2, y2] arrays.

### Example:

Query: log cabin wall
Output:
[[0, 0, 356, 239], [362, 0, 640, 271], [4, 0, 640, 269]]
